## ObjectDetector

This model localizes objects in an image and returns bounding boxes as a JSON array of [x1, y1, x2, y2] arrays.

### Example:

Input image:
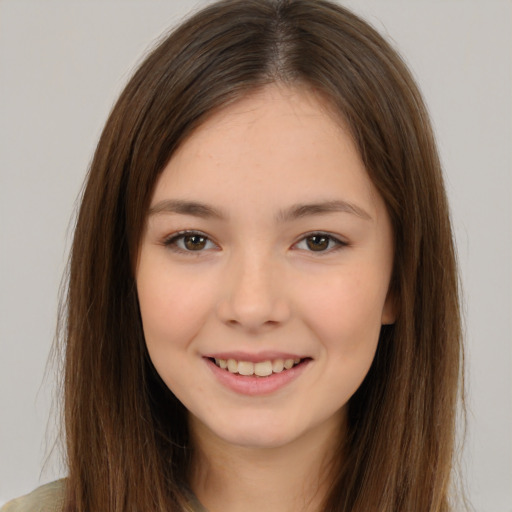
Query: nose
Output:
[[216, 250, 291, 332]]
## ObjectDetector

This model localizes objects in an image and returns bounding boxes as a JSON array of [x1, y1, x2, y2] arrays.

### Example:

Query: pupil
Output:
[[185, 235, 206, 250], [307, 235, 329, 251]]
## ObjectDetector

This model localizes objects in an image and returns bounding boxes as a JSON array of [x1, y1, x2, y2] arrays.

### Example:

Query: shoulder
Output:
[[1, 480, 66, 512]]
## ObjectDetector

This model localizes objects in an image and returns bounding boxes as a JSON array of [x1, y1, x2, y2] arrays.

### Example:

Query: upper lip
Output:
[[203, 351, 308, 363]]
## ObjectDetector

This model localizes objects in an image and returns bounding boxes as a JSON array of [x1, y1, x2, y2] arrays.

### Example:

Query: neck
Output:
[[189, 413, 344, 512]]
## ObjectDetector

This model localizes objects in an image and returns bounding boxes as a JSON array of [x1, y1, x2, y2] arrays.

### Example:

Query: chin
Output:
[[194, 411, 304, 450], [219, 428, 298, 450]]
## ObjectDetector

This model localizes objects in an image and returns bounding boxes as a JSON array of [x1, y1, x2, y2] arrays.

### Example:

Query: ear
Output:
[[381, 290, 397, 325]]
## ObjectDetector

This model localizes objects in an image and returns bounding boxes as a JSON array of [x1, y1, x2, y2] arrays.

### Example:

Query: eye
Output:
[[294, 233, 346, 253], [163, 231, 217, 253]]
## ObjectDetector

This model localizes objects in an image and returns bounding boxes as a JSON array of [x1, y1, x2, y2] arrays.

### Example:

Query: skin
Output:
[[136, 84, 395, 512]]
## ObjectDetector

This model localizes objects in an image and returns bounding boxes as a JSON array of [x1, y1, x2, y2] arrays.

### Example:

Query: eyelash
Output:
[[293, 232, 348, 253], [162, 230, 348, 255], [162, 230, 218, 255]]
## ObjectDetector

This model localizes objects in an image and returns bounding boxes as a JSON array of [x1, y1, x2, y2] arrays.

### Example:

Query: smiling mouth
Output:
[[209, 357, 308, 377]]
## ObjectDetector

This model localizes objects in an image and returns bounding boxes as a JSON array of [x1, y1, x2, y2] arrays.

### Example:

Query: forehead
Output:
[[172, 84, 353, 164], [152, 84, 380, 219]]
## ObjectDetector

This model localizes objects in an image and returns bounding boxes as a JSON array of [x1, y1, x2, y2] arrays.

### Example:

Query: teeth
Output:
[[272, 359, 284, 373], [213, 357, 303, 376], [238, 361, 254, 376], [254, 361, 273, 377]]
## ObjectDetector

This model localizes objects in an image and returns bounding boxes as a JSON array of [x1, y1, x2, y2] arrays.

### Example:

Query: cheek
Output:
[[137, 266, 218, 399], [288, 268, 388, 419], [137, 264, 214, 352], [298, 268, 387, 355]]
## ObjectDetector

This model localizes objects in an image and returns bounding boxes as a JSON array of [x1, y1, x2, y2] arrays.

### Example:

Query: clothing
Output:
[[1, 480, 65, 512], [1, 480, 207, 512]]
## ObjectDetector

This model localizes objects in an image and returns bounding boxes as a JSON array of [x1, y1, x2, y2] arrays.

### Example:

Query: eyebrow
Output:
[[148, 199, 372, 222], [148, 199, 226, 219], [276, 200, 372, 222]]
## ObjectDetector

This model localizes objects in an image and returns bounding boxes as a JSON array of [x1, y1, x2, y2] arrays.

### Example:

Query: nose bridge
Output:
[[217, 244, 289, 330]]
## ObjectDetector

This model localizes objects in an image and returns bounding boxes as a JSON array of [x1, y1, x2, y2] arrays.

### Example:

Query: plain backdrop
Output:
[[0, 1, 511, 510]]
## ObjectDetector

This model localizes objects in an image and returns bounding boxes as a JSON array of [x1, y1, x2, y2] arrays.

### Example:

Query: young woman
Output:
[[2, 0, 462, 511]]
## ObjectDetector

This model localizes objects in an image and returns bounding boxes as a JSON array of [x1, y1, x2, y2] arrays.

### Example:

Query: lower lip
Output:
[[205, 358, 311, 396]]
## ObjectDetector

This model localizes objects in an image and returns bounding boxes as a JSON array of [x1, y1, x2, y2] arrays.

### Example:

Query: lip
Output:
[[204, 356, 311, 396], [203, 351, 306, 363]]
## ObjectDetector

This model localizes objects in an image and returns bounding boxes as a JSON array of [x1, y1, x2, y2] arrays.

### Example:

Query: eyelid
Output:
[[162, 230, 219, 253], [292, 231, 349, 253], [161, 229, 347, 255]]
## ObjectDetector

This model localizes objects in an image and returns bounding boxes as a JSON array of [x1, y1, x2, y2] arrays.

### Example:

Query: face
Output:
[[136, 85, 395, 450]]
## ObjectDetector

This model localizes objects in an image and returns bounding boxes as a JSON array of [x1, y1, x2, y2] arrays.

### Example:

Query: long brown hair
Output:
[[62, 1, 462, 510]]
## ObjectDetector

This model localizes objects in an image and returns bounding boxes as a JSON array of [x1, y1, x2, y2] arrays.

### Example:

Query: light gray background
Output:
[[0, 1, 510, 510]]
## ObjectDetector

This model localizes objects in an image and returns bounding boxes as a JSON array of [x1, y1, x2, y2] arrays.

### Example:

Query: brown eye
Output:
[[184, 235, 207, 251], [164, 231, 216, 253], [294, 233, 346, 253], [306, 235, 330, 251]]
